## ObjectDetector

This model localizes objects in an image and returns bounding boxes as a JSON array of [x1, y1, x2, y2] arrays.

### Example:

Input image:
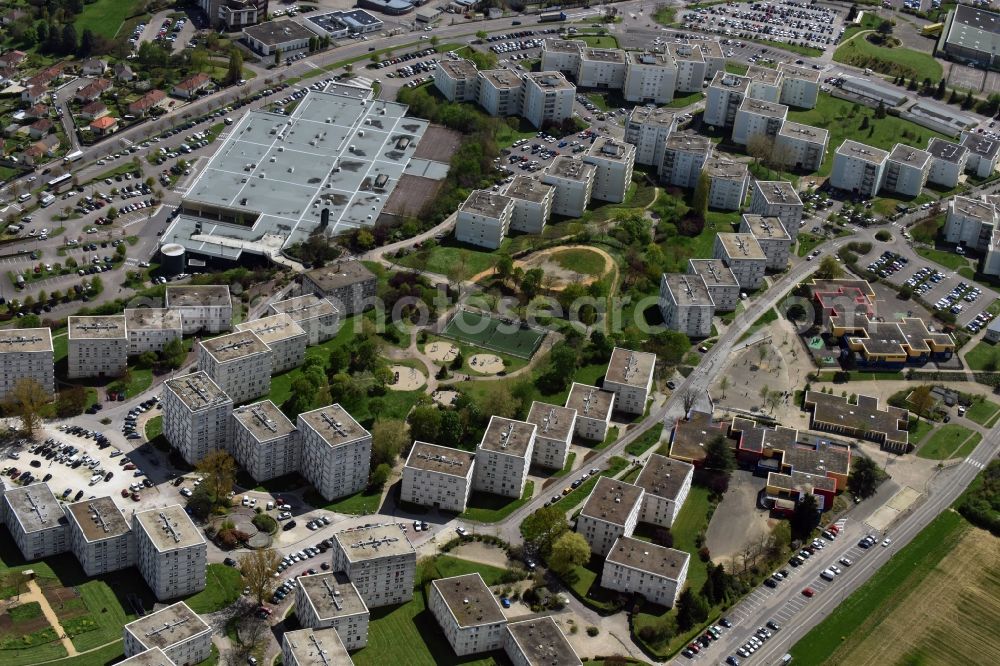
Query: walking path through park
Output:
[[20, 578, 78, 657]]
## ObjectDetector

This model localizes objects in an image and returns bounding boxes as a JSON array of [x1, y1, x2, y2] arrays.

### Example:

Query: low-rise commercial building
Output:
[[504, 617, 581, 666], [576, 477, 644, 557], [132, 505, 207, 600], [732, 98, 788, 146], [775, 121, 828, 173], [937, 5, 1000, 71], [243, 19, 313, 56], [521, 71, 575, 129], [687, 258, 740, 312], [776, 63, 820, 109], [804, 391, 910, 453], [525, 402, 577, 470], [455, 190, 513, 250], [2, 483, 68, 560], [124, 308, 183, 356], [231, 400, 300, 482], [294, 572, 369, 649], [584, 137, 636, 203], [162, 371, 233, 465], [472, 416, 536, 498], [625, 106, 677, 167], [268, 295, 341, 346], [302, 261, 377, 315], [429, 573, 507, 656], [330, 524, 415, 608], [67, 315, 127, 379], [714, 232, 767, 289], [830, 140, 888, 198], [123, 602, 212, 666], [0, 327, 54, 401], [401, 442, 475, 512], [164, 285, 232, 335], [884, 144, 931, 197], [658, 132, 712, 187], [298, 404, 372, 501], [602, 536, 690, 607], [65, 496, 134, 576], [739, 214, 791, 271], [541, 156, 595, 218], [704, 157, 749, 211], [668, 410, 730, 467], [565, 383, 614, 442], [236, 313, 307, 374], [704, 72, 749, 128], [282, 628, 354, 666], [960, 132, 1000, 178], [749, 180, 803, 240], [603, 347, 656, 415], [623, 51, 678, 104], [635, 454, 694, 529], [926, 137, 969, 188], [504, 176, 553, 234], [198, 331, 272, 405]]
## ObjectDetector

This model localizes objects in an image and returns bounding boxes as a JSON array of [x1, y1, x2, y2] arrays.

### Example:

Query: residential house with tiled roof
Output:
[[171, 73, 211, 100], [128, 90, 165, 116]]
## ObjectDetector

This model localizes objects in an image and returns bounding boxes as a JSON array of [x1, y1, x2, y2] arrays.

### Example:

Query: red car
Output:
[[802, 587, 815, 597], [124, 463, 136, 470], [688, 643, 700, 653], [121, 489, 130, 498]]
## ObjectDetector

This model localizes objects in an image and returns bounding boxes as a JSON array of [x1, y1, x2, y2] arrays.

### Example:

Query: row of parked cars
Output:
[[867, 250, 908, 278], [373, 47, 437, 70], [123, 397, 160, 440]]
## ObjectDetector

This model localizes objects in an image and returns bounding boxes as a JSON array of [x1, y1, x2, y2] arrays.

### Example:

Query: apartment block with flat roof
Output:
[[504, 617, 582, 666], [164, 285, 232, 334], [745, 65, 783, 102], [525, 401, 577, 470], [124, 308, 183, 356], [539, 38, 585, 76], [472, 416, 536, 498], [584, 137, 635, 203], [282, 628, 354, 666], [67, 315, 127, 379], [298, 404, 371, 501], [455, 190, 513, 250], [65, 496, 134, 576], [687, 259, 739, 312], [197, 330, 272, 405], [777, 63, 820, 109], [704, 72, 749, 128], [477, 69, 523, 117], [926, 137, 969, 188], [504, 176, 553, 234], [0, 327, 54, 401], [831, 140, 888, 198], [625, 106, 677, 167], [659, 131, 712, 187], [565, 383, 614, 442], [132, 505, 207, 600], [623, 51, 677, 104], [401, 441, 475, 512], [521, 71, 575, 129], [714, 233, 766, 289], [884, 143, 931, 197], [667, 43, 707, 92], [635, 454, 693, 528], [231, 400, 300, 482], [301, 261, 377, 316], [576, 477, 643, 556], [578, 48, 627, 89], [2, 483, 68, 560], [690, 39, 725, 79], [749, 181, 803, 240], [162, 371, 233, 465], [775, 121, 828, 173], [960, 132, 1000, 178], [236, 313, 307, 375], [294, 572, 369, 649], [330, 524, 415, 608], [705, 157, 749, 211], [116, 647, 175, 666], [943, 195, 998, 250], [434, 59, 479, 102], [429, 573, 507, 656], [604, 347, 656, 415], [732, 97, 788, 146], [123, 602, 212, 665], [268, 294, 341, 346], [602, 536, 690, 607], [740, 214, 792, 271], [541, 156, 595, 217]]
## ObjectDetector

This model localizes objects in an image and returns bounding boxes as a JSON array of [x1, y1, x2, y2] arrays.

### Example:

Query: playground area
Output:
[[425, 341, 459, 363], [516, 246, 614, 291], [441, 309, 545, 360], [469, 354, 505, 375], [388, 365, 426, 391]]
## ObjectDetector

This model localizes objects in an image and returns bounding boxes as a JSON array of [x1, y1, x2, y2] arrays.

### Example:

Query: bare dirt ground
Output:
[[448, 541, 511, 569], [388, 364, 426, 391], [518, 246, 613, 291], [432, 389, 458, 406], [705, 471, 774, 563], [829, 527, 1000, 666], [468, 353, 504, 374], [424, 341, 458, 363], [411, 125, 462, 163], [381, 174, 442, 218]]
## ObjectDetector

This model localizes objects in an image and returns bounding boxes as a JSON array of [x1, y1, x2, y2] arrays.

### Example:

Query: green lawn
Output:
[[665, 91, 704, 108], [184, 564, 242, 614], [145, 415, 162, 440], [834, 33, 942, 80], [549, 457, 629, 512], [52, 330, 67, 363], [460, 481, 534, 523], [915, 246, 970, 271], [964, 400, 1000, 427], [549, 248, 607, 276], [963, 340, 1000, 371], [653, 5, 677, 25], [586, 93, 610, 111], [789, 510, 966, 663], [916, 424, 981, 460], [788, 93, 948, 177], [123, 368, 153, 397], [305, 487, 383, 515], [577, 35, 619, 48], [551, 451, 577, 478], [395, 240, 510, 282], [625, 424, 664, 457], [74, 0, 143, 39], [419, 556, 511, 586], [908, 417, 933, 446], [796, 232, 824, 257], [754, 39, 824, 57]]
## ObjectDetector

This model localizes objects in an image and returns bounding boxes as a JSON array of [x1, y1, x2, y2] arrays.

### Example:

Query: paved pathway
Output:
[[20, 578, 78, 657]]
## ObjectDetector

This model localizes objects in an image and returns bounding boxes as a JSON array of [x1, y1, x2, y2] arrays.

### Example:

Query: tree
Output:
[[790, 493, 820, 540], [848, 454, 883, 499], [5, 378, 50, 438], [816, 255, 844, 280], [520, 506, 569, 555], [874, 100, 886, 119], [692, 171, 710, 221], [495, 255, 514, 285], [1, 572, 27, 600], [936, 78, 946, 99], [876, 19, 893, 36], [195, 450, 237, 506], [859, 115, 870, 131], [476, 30, 488, 41], [80, 29, 95, 57], [308, 36, 318, 53], [704, 435, 736, 473], [408, 405, 442, 442], [55, 386, 87, 418], [371, 419, 408, 467], [909, 384, 935, 420], [548, 532, 590, 574], [240, 548, 281, 605], [226, 48, 243, 85], [521, 268, 544, 299], [370, 462, 391, 489], [676, 588, 709, 631], [718, 375, 729, 399], [536, 343, 578, 394], [680, 388, 698, 414], [61, 23, 77, 55], [430, 35, 439, 47], [274, 48, 282, 66], [161, 337, 186, 369]]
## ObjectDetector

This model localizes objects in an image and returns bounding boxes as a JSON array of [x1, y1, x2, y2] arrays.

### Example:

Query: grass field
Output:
[[74, 0, 143, 39], [917, 424, 981, 460], [306, 487, 383, 515], [665, 91, 704, 108], [916, 246, 970, 271], [577, 35, 619, 48], [145, 415, 162, 441], [460, 481, 534, 523], [788, 93, 948, 177], [790, 511, 999, 665], [963, 340, 1000, 371], [796, 232, 824, 257], [549, 247, 607, 276], [442, 309, 545, 360], [396, 241, 510, 282], [964, 399, 1000, 427], [834, 33, 943, 81], [184, 564, 242, 614], [908, 417, 933, 446]]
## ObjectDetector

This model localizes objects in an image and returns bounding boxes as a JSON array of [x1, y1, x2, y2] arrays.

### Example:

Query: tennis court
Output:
[[441, 309, 545, 359]]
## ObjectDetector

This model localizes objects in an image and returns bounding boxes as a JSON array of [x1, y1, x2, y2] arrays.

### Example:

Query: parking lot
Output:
[[677, 0, 843, 52]]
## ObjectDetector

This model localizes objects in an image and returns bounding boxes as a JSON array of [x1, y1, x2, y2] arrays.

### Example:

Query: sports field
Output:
[[441, 309, 545, 359]]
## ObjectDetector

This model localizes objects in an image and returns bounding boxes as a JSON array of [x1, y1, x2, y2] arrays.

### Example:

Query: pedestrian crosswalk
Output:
[[965, 457, 985, 469]]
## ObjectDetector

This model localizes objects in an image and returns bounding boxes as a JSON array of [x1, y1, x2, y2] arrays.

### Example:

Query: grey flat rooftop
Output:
[[635, 454, 692, 502], [478, 416, 536, 457], [164, 285, 231, 308], [303, 261, 375, 293], [717, 232, 766, 260], [236, 313, 306, 345], [283, 628, 352, 666], [506, 617, 581, 666], [739, 98, 788, 118], [125, 308, 183, 331], [233, 400, 297, 442], [200, 331, 270, 363], [746, 65, 782, 85], [927, 137, 969, 163], [269, 294, 339, 321], [606, 347, 655, 388], [688, 258, 739, 287], [117, 647, 175, 666], [544, 156, 594, 181], [627, 51, 674, 67], [690, 39, 724, 58], [432, 573, 505, 627], [705, 157, 748, 180], [297, 572, 368, 621], [587, 137, 634, 162], [582, 48, 625, 63], [0, 327, 52, 352], [479, 69, 522, 88], [243, 19, 314, 46], [66, 496, 130, 542], [668, 43, 704, 62], [580, 477, 643, 525], [778, 121, 827, 143], [405, 441, 474, 477], [888, 143, 931, 168], [961, 133, 1000, 159], [334, 523, 413, 562], [526, 401, 576, 443], [461, 190, 512, 218], [607, 536, 690, 581], [164, 372, 232, 412], [710, 71, 750, 93], [565, 383, 614, 420], [504, 176, 552, 203], [952, 196, 996, 223], [754, 180, 802, 205], [68, 315, 126, 340], [836, 139, 888, 164], [948, 5, 1000, 51], [439, 59, 479, 80], [663, 272, 713, 307], [543, 38, 585, 53], [298, 403, 369, 448], [776, 62, 821, 83], [5, 483, 66, 533], [525, 71, 574, 90], [664, 131, 711, 153], [165, 89, 436, 259], [126, 602, 211, 651], [628, 106, 677, 128], [741, 214, 790, 241], [133, 505, 206, 552]]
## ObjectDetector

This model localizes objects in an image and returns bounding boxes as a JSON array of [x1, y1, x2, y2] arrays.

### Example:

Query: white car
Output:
[[180, 488, 192, 497]]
